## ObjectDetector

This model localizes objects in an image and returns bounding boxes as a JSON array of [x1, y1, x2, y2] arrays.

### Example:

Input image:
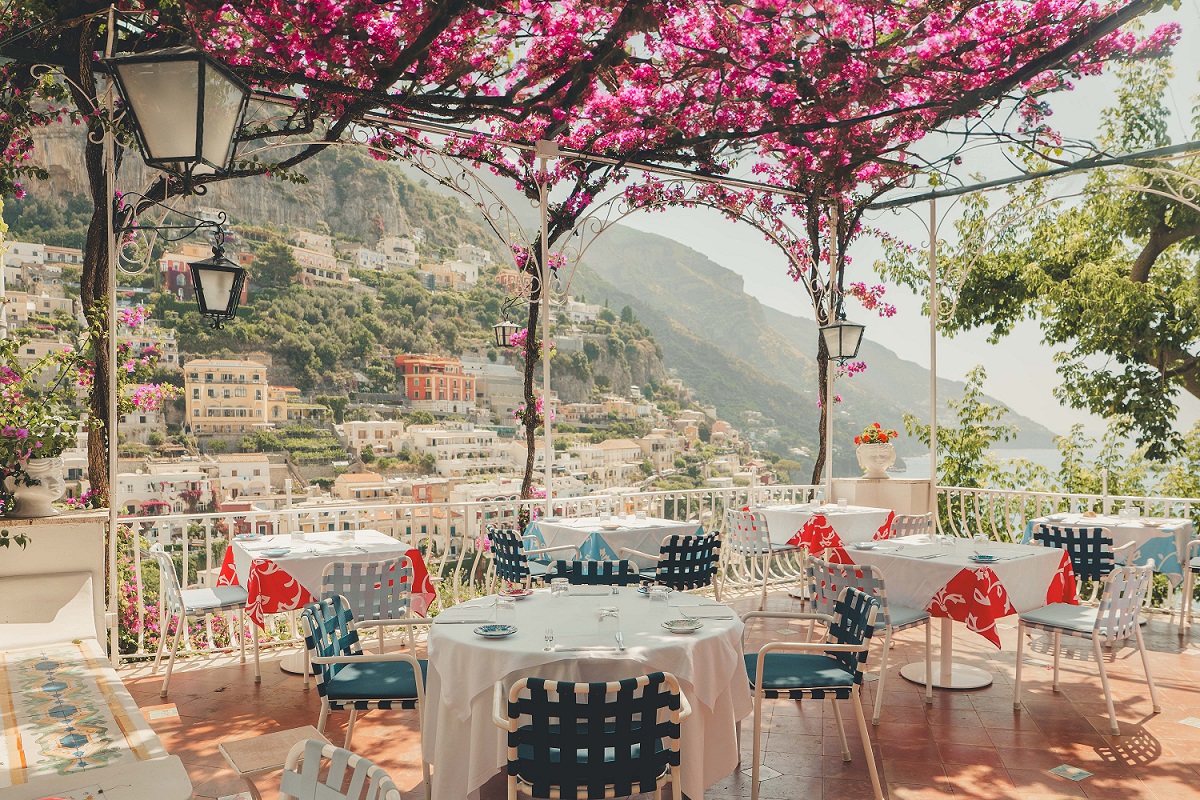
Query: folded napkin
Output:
[[567, 586, 614, 596]]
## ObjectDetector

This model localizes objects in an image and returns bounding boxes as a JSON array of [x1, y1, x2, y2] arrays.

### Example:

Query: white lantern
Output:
[[189, 247, 247, 327], [819, 313, 865, 363]]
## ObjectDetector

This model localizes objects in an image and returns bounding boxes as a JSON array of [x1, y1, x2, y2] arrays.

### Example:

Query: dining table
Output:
[[757, 503, 897, 552], [1023, 512, 1194, 586], [525, 516, 703, 569], [837, 534, 1078, 689], [423, 586, 751, 800]]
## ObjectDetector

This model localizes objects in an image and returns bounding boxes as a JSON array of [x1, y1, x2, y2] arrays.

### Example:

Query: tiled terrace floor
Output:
[[119, 592, 1200, 800]]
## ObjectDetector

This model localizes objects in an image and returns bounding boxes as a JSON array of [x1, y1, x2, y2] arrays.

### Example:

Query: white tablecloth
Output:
[[1024, 513, 1193, 586], [758, 504, 894, 547], [527, 517, 702, 569], [424, 588, 751, 800]]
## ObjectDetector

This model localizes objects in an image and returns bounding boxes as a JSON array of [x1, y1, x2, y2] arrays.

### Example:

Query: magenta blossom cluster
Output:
[[848, 283, 897, 319]]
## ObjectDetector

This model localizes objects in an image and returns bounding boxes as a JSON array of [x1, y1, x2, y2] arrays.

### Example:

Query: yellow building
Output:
[[184, 359, 269, 435]]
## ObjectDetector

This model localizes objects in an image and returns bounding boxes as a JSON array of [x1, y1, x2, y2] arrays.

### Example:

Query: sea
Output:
[[899, 448, 1065, 480]]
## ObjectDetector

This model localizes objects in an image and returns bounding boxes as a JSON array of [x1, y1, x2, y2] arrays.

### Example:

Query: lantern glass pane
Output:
[[114, 59, 200, 162], [201, 65, 247, 172], [196, 265, 237, 315]]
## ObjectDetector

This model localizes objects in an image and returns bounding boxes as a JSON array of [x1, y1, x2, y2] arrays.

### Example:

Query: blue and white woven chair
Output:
[[320, 556, 421, 653], [299, 595, 431, 798], [890, 512, 935, 538], [490, 526, 579, 587], [807, 554, 933, 723], [741, 587, 884, 800], [545, 559, 641, 586], [1034, 524, 1134, 602], [491, 671, 691, 800], [725, 510, 800, 610], [280, 739, 401, 800], [147, 543, 254, 697], [1014, 563, 1160, 735], [620, 532, 722, 595], [1179, 538, 1199, 636]]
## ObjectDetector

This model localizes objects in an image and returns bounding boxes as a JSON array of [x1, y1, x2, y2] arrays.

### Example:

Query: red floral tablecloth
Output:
[[812, 535, 1078, 647], [786, 511, 897, 563], [216, 533, 436, 627]]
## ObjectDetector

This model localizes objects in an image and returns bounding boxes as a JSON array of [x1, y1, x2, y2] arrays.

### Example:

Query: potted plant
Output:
[[854, 423, 899, 479], [1, 336, 83, 517]]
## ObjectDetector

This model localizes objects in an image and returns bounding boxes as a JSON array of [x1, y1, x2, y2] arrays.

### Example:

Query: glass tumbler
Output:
[[550, 578, 569, 598], [972, 533, 989, 557]]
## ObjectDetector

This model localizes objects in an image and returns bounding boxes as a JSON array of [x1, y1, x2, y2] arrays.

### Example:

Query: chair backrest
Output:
[[489, 526, 532, 583], [1094, 564, 1154, 644], [147, 544, 183, 614], [280, 738, 401, 800], [725, 509, 772, 556], [891, 513, 934, 538], [826, 587, 880, 682], [805, 555, 893, 624], [300, 595, 363, 698], [320, 556, 412, 623], [546, 560, 640, 586], [652, 532, 721, 590], [1034, 525, 1116, 581], [501, 672, 683, 799]]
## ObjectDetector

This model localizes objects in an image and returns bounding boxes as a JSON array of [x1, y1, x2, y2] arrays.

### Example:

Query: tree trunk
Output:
[[80, 113, 113, 505], [519, 242, 544, 509], [810, 338, 829, 486]]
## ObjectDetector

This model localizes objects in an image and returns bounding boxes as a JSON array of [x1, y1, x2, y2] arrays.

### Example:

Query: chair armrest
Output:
[[743, 610, 834, 626], [619, 547, 658, 562], [678, 690, 692, 722], [1112, 541, 1136, 555], [526, 544, 579, 559], [353, 617, 434, 629], [1187, 538, 1200, 559], [757, 641, 868, 655], [309, 652, 424, 666], [492, 681, 512, 730]]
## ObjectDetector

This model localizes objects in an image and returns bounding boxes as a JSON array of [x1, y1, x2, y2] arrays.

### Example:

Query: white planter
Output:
[[4, 456, 66, 517], [856, 443, 896, 479]]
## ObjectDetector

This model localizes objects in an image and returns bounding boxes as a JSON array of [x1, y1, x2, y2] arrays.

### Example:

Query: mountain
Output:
[[566, 224, 1057, 472]]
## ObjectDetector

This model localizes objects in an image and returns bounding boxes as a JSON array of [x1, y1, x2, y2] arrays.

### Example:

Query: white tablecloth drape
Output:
[[758, 504, 894, 547], [424, 588, 751, 800], [527, 517, 702, 569]]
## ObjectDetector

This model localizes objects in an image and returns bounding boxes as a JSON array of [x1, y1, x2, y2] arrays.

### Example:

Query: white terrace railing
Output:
[[113, 483, 821, 662], [112, 483, 1200, 663]]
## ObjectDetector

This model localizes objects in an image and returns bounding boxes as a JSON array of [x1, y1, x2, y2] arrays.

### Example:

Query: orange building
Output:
[[393, 354, 475, 403]]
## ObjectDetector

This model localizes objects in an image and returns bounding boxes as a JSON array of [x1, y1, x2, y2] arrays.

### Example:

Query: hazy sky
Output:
[[614, 7, 1200, 441]]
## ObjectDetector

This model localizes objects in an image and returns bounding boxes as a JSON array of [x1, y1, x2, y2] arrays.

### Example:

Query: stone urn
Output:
[[856, 443, 896, 479], [4, 456, 66, 517]]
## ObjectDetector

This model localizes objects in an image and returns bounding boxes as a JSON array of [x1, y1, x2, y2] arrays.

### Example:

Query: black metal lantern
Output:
[[493, 319, 521, 348], [190, 244, 246, 328], [819, 311, 865, 364], [107, 46, 250, 185]]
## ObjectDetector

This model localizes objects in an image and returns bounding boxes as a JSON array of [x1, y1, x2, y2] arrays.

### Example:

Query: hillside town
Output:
[[1, 220, 776, 545]]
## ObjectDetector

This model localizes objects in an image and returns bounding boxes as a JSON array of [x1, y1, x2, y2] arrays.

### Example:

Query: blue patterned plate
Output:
[[235, 533, 262, 541], [638, 585, 671, 595], [969, 554, 999, 563], [662, 619, 702, 634], [474, 624, 518, 638]]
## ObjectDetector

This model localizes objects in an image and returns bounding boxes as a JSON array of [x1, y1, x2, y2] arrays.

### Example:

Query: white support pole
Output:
[[825, 360, 835, 501], [104, 5, 120, 660], [928, 199, 939, 513], [536, 141, 555, 515]]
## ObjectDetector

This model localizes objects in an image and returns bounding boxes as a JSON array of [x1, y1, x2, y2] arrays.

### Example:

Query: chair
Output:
[[490, 526, 579, 587], [620, 532, 721, 594], [806, 555, 933, 723], [890, 512, 935, 538], [280, 738, 401, 800], [545, 559, 641, 585], [1014, 564, 1160, 735], [147, 543, 255, 697], [298, 595, 431, 798], [725, 509, 800, 610], [320, 556, 420, 654], [1179, 538, 1199, 636], [742, 587, 884, 800], [491, 671, 691, 800], [1034, 524, 1133, 579]]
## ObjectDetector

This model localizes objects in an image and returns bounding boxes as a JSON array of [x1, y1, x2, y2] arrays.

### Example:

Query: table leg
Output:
[[280, 649, 318, 675], [899, 618, 993, 690]]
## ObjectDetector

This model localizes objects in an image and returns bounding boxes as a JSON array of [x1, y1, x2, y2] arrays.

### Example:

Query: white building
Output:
[[3, 241, 45, 267], [454, 243, 493, 269], [119, 320, 179, 369], [341, 420, 409, 456], [116, 462, 214, 516], [292, 245, 349, 286], [292, 230, 334, 255], [213, 453, 272, 499], [560, 295, 602, 323], [2, 291, 75, 324], [408, 422, 510, 478], [379, 235, 419, 269], [350, 246, 388, 271], [461, 359, 524, 418], [440, 258, 479, 287], [119, 405, 167, 445]]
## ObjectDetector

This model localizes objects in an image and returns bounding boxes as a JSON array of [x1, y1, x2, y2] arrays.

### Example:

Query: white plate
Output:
[[600, 523, 624, 531], [260, 548, 290, 557], [852, 542, 879, 550], [474, 624, 518, 638], [662, 619, 703, 634]]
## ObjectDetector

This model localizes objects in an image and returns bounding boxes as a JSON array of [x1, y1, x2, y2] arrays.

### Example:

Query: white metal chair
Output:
[[147, 543, 255, 697], [1014, 564, 1160, 735], [741, 588, 885, 800], [806, 554, 933, 723], [724, 509, 800, 610], [890, 512, 935, 538], [279, 738, 401, 800], [1178, 538, 1199, 636]]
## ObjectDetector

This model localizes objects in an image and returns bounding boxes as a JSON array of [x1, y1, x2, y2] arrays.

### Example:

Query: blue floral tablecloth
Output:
[[1023, 513, 1193, 586]]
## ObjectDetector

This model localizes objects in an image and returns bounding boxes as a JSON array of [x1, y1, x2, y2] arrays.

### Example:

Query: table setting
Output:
[[424, 585, 750, 800], [525, 514, 702, 569], [1022, 511, 1193, 586]]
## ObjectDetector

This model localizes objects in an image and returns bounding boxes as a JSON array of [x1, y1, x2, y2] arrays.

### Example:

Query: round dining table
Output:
[[423, 587, 752, 800]]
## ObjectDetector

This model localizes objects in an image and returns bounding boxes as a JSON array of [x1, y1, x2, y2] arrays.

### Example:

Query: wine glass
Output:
[[544, 627, 555, 651]]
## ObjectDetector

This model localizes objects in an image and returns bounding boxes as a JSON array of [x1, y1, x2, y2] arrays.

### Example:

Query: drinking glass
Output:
[[550, 578, 570, 598], [648, 585, 669, 604], [597, 606, 620, 635], [496, 597, 516, 626], [635, 510, 647, 520], [814, 489, 825, 506], [972, 533, 989, 557], [837, 497, 849, 508], [544, 627, 555, 651]]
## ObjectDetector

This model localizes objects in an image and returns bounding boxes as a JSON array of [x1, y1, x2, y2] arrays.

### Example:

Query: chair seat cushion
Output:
[[1189, 556, 1200, 572], [1019, 603, 1098, 635], [180, 585, 248, 613], [513, 723, 668, 793], [327, 658, 428, 701], [886, 605, 930, 629], [744, 652, 855, 691]]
